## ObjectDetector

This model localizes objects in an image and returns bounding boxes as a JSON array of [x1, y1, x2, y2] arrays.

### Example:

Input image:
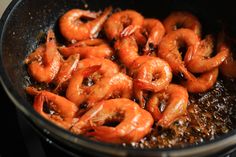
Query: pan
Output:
[[1, 0, 236, 156]]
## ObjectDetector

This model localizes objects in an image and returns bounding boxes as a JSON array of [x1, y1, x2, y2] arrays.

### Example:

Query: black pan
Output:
[[1, 0, 236, 156]]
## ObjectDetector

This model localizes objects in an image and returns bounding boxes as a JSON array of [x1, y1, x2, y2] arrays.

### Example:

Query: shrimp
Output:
[[66, 58, 119, 106], [136, 18, 165, 54], [70, 98, 154, 143], [58, 39, 114, 59], [87, 73, 133, 106], [26, 29, 61, 83], [186, 35, 229, 73], [163, 11, 202, 37], [114, 36, 139, 67], [133, 56, 172, 92], [53, 54, 80, 91], [25, 86, 78, 129], [59, 7, 112, 42], [104, 10, 144, 41], [132, 56, 172, 107], [146, 84, 188, 128], [158, 28, 199, 80], [182, 68, 219, 93]]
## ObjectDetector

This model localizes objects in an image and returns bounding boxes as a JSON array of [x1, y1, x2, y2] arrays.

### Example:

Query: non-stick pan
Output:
[[1, 0, 236, 156]]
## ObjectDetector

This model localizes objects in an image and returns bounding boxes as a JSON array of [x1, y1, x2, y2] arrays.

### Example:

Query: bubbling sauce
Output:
[[126, 77, 236, 148]]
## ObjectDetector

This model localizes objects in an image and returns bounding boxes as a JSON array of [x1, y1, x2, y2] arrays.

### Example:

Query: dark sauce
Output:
[[126, 76, 236, 148]]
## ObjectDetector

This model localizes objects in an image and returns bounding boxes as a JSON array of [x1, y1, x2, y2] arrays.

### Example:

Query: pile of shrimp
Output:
[[24, 6, 236, 145]]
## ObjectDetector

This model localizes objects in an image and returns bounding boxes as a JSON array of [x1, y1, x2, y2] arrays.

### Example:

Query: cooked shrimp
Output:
[[104, 10, 144, 40], [139, 18, 165, 54], [114, 36, 139, 67], [53, 54, 80, 91], [87, 73, 133, 106], [158, 28, 199, 80], [132, 56, 172, 107], [71, 98, 153, 143], [26, 86, 78, 129], [133, 56, 172, 92], [182, 68, 219, 93], [66, 58, 119, 106], [163, 11, 202, 37], [146, 84, 188, 128], [186, 35, 229, 73], [58, 39, 114, 59], [59, 7, 112, 41], [26, 29, 61, 83]]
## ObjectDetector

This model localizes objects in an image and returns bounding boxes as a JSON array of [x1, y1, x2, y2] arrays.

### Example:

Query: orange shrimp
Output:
[[58, 39, 114, 59], [53, 54, 80, 90], [136, 18, 165, 54], [158, 28, 199, 80], [163, 11, 202, 37], [26, 29, 61, 83], [87, 73, 133, 106], [182, 68, 219, 93], [186, 35, 229, 73], [146, 84, 188, 128], [59, 7, 112, 42], [114, 36, 139, 67], [132, 56, 172, 107], [104, 10, 144, 40], [66, 58, 119, 106], [26, 86, 78, 129], [71, 98, 153, 143], [133, 56, 172, 92]]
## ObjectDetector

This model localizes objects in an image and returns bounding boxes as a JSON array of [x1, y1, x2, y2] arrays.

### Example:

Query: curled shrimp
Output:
[[182, 68, 219, 93], [26, 86, 78, 129], [25, 29, 61, 83], [133, 56, 172, 92], [186, 35, 229, 73], [66, 58, 119, 106], [131, 56, 172, 107], [53, 54, 80, 91], [158, 28, 199, 80], [71, 98, 153, 143], [58, 39, 114, 59], [104, 10, 144, 40], [87, 72, 133, 106], [163, 11, 202, 37], [136, 18, 165, 54], [59, 7, 112, 42], [146, 84, 188, 128]]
